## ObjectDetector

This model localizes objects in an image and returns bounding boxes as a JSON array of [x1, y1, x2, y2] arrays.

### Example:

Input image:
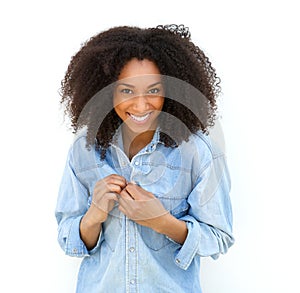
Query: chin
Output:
[[125, 122, 156, 134]]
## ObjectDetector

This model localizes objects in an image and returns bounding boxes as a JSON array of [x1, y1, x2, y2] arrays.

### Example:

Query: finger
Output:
[[118, 190, 135, 215], [94, 175, 126, 189], [125, 183, 153, 200], [107, 174, 127, 187], [92, 192, 118, 206], [106, 183, 124, 193], [104, 192, 119, 202], [118, 196, 132, 216], [120, 188, 134, 200], [94, 182, 121, 194], [106, 179, 127, 191], [92, 192, 118, 213], [124, 183, 139, 199]]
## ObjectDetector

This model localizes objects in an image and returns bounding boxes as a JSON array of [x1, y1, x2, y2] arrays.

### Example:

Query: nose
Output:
[[132, 94, 149, 112]]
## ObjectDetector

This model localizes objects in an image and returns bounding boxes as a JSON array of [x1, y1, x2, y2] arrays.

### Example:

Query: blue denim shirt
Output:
[[55, 127, 234, 293]]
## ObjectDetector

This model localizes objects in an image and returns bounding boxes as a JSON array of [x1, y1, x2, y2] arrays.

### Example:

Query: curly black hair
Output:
[[60, 24, 221, 159]]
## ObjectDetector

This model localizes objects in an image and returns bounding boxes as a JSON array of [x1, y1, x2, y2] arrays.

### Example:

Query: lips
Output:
[[128, 112, 152, 123]]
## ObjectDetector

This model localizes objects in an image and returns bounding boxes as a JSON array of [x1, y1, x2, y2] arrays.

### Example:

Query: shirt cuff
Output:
[[172, 215, 201, 270], [65, 216, 102, 257]]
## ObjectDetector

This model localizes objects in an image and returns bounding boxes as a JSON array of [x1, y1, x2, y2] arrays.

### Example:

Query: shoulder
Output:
[[71, 127, 91, 154], [182, 130, 223, 156], [178, 129, 226, 171], [68, 127, 99, 172], [192, 130, 225, 158]]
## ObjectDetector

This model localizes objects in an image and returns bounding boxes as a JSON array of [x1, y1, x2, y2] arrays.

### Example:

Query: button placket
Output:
[[126, 220, 138, 292]]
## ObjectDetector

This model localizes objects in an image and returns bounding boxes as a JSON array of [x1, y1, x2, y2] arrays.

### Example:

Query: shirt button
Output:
[[175, 258, 181, 264], [72, 248, 78, 254], [130, 279, 135, 285], [129, 247, 135, 252], [134, 161, 139, 166]]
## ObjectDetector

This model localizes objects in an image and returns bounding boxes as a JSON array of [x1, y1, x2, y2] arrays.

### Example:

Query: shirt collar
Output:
[[111, 126, 161, 151]]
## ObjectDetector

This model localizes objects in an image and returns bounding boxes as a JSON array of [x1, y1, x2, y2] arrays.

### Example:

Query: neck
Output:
[[122, 125, 156, 160]]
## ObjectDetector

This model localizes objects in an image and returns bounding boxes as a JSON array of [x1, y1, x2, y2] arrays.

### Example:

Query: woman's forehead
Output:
[[116, 74, 162, 88], [118, 58, 161, 78]]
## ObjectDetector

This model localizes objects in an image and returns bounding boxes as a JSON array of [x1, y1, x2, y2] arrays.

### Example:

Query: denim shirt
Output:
[[55, 127, 234, 293]]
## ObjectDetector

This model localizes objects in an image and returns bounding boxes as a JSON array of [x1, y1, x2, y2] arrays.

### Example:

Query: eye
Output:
[[120, 88, 133, 94], [148, 88, 160, 94]]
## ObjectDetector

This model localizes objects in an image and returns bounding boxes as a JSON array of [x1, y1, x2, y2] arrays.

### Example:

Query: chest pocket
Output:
[[135, 159, 191, 251], [138, 200, 189, 251], [132, 155, 192, 213]]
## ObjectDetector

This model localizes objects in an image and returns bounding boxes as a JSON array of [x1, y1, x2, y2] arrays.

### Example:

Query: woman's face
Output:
[[113, 58, 164, 134]]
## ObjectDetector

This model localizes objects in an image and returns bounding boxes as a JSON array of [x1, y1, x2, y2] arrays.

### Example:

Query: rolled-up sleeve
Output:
[[55, 146, 102, 257], [172, 153, 234, 270]]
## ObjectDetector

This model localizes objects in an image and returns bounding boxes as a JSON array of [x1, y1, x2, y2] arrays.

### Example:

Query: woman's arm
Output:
[[79, 204, 106, 250], [80, 174, 126, 250], [118, 153, 234, 266], [150, 213, 188, 244]]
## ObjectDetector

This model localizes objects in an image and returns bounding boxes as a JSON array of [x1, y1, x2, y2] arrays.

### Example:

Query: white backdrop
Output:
[[1, 0, 299, 292]]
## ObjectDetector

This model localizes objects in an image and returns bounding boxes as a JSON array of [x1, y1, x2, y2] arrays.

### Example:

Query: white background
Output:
[[1, 0, 299, 292]]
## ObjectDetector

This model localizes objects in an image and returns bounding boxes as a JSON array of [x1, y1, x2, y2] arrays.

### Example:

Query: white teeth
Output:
[[129, 113, 150, 122]]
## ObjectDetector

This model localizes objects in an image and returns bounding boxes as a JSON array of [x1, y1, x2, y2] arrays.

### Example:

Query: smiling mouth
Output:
[[128, 112, 152, 123]]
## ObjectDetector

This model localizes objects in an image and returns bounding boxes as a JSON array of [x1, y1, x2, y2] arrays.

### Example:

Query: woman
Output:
[[56, 24, 234, 292]]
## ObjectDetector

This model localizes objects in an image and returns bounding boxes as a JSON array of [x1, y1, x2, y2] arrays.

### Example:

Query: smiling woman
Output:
[[55, 24, 234, 293], [113, 58, 165, 159]]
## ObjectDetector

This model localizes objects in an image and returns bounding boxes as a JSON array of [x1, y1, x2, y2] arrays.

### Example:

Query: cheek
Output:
[[113, 94, 125, 110], [155, 97, 165, 110], [113, 99, 131, 120], [113, 95, 119, 108], [113, 99, 123, 116], [114, 105, 125, 117]]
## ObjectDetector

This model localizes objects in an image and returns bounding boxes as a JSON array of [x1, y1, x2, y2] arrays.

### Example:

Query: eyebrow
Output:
[[147, 82, 162, 88], [116, 81, 162, 88], [117, 83, 135, 88]]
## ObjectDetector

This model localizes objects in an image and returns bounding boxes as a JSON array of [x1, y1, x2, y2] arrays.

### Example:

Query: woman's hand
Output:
[[91, 174, 127, 223], [118, 182, 169, 231], [80, 174, 126, 250]]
